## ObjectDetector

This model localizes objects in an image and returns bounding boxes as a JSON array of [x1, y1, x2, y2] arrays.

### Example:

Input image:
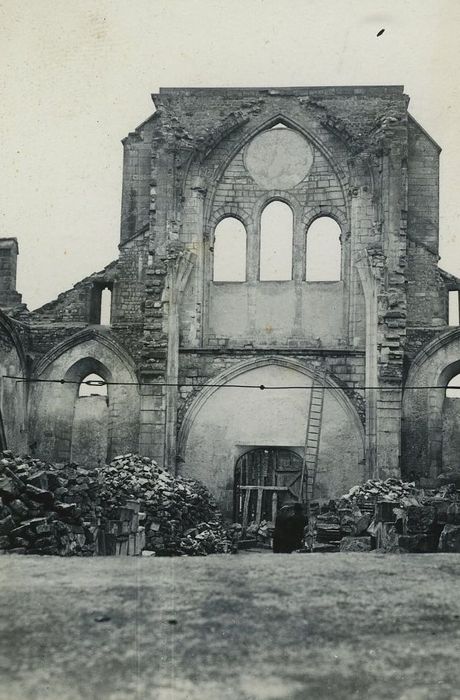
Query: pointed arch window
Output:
[[306, 216, 342, 281], [446, 374, 460, 398], [78, 373, 108, 398], [259, 201, 293, 281], [213, 217, 247, 282]]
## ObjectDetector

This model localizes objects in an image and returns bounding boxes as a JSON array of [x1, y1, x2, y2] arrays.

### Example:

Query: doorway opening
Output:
[[234, 447, 304, 526]]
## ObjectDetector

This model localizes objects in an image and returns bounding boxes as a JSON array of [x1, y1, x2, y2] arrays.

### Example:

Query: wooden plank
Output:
[[242, 490, 250, 528], [238, 485, 289, 491], [272, 491, 278, 523], [255, 487, 263, 524]]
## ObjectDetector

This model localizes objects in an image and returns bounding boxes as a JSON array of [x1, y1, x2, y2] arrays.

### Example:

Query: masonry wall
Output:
[[2, 86, 454, 493], [120, 117, 158, 244], [0, 316, 27, 453], [179, 362, 365, 517], [407, 118, 440, 252], [442, 397, 460, 473], [71, 395, 109, 467], [28, 337, 140, 463], [176, 350, 365, 428]]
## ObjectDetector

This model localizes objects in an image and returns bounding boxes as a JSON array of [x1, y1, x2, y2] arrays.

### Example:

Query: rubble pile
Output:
[[96, 454, 231, 556], [0, 451, 231, 557], [318, 477, 460, 553], [0, 452, 98, 556], [340, 478, 420, 511]]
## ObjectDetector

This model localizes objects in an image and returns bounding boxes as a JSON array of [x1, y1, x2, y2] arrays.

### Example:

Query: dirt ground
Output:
[[0, 552, 459, 700]]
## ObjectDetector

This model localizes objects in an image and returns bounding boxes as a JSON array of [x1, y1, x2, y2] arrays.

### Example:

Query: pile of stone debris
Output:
[[0, 451, 230, 557], [313, 477, 460, 553], [0, 453, 98, 556], [97, 454, 231, 556]]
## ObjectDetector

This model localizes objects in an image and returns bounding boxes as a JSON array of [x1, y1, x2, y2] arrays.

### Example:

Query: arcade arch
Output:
[[178, 359, 364, 518]]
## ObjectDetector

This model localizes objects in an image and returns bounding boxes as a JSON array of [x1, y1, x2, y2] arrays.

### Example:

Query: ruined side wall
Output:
[[120, 117, 158, 244], [29, 337, 140, 464], [406, 242, 446, 329], [406, 119, 443, 331], [407, 118, 440, 253], [402, 329, 460, 479], [0, 316, 27, 453]]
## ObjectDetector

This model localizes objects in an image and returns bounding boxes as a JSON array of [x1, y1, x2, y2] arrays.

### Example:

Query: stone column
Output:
[[356, 253, 379, 478], [163, 249, 195, 470]]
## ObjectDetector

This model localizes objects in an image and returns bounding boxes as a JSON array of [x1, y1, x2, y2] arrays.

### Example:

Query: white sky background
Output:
[[1, 0, 460, 309]]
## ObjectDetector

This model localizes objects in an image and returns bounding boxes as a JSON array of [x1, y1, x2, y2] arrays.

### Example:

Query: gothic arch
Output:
[[0, 310, 27, 374], [33, 328, 137, 381], [253, 192, 302, 221], [178, 356, 365, 515], [28, 330, 140, 464], [186, 111, 352, 230], [178, 356, 364, 455], [206, 205, 253, 238], [302, 206, 348, 233], [64, 357, 113, 384], [403, 328, 460, 477]]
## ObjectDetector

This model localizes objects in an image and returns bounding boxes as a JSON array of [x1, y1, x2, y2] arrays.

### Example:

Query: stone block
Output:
[[27, 471, 49, 490], [447, 503, 460, 525], [406, 505, 436, 534], [339, 536, 372, 552], [398, 534, 439, 553], [375, 501, 399, 523], [0, 515, 15, 534], [438, 525, 460, 553], [25, 485, 55, 508]]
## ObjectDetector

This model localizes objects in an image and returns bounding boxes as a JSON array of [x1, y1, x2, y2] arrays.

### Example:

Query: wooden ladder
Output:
[[300, 369, 326, 517]]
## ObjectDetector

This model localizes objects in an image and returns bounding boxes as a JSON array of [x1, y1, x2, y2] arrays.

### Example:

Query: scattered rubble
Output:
[[0, 451, 231, 557], [313, 477, 460, 553], [97, 455, 231, 556], [1, 450, 459, 556]]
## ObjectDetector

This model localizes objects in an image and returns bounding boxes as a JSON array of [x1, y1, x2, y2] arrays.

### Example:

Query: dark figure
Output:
[[273, 502, 307, 553]]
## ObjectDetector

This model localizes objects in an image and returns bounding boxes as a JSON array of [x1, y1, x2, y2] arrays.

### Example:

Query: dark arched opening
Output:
[[234, 447, 304, 525]]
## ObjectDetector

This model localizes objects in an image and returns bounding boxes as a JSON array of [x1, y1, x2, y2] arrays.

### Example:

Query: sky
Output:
[[1, 0, 460, 309]]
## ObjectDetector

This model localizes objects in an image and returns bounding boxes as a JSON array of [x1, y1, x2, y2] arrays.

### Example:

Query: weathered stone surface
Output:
[[406, 505, 436, 534], [0, 85, 454, 512], [25, 485, 54, 507], [447, 503, 460, 525], [339, 536, 372, 552], [0, 515, 15, 534], [438, 525, 460, 553], [0, 477, 20, 499], [398, 534, 439, 553], [375, 501, 399, 523]]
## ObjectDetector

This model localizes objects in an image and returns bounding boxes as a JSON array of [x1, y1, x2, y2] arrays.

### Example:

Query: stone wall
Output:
[[28, 336, 140, 463], [0, 313, 28, 453], [0, 85, 455, 496], [178, 362, 365, 517]]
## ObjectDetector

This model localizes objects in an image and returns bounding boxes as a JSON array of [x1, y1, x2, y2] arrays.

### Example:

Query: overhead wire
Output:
[[1, 375, 456, 391]]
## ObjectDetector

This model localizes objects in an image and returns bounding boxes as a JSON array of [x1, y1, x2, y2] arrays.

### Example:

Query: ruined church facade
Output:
[[1, 86, 460, 517]]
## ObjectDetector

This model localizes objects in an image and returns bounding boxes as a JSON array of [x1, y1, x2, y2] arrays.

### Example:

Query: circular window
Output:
[[244, 128, 313, 190]]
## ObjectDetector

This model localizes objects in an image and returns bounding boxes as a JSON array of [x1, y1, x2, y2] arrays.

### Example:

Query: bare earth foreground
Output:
[[0, 553, 459, 700]]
